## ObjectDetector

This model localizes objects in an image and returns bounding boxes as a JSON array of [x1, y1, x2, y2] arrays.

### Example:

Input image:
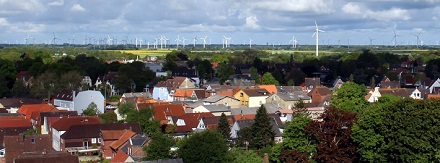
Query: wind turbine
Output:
[[289, 35, 297, 48], [200, 36, 207, 48], [249, 38, 253, 48], [24, 35, 30, 45], [138, 38, 143, 48], [312, 21, 325, 57], [368, 36, 375, 46], [163, 36, 169, 48], [175, 35, 181, 49], [52, 33, 58, 45], [182, 36, 186, 48], [391, 28, 400, 47], [413, 30, 422, 48], [107, 35, 113, 46], [192, 36, 197, 47]]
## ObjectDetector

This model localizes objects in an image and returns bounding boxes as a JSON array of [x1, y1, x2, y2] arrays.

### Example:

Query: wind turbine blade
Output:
[[312, 32, 316, 37], [319, 30, 325, 32], [315, 21, 318, 28]]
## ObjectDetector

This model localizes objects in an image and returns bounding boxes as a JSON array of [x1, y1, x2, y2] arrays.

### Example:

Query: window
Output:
[[92, 138, 96, 144], [240, 93, 243, 97], [97, 138, 101, 143], [31, 138, 35, 143]]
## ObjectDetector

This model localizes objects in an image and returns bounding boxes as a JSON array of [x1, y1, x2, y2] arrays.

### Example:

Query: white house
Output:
[[429, 78, 440, 94], [365, 87, 381, 103], [53, 90, 105, 115]]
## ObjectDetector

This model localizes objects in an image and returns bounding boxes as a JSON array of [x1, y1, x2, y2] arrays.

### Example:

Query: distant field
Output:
[[265, 50, 336, 54], [105, 49, 174, 58]]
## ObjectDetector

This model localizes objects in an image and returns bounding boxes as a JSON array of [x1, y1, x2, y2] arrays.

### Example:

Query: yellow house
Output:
[[234, 88, 269, 107]]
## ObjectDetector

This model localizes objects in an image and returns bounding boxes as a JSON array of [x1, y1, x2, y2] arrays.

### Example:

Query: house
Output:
[[101, 129, 136, 160], [429, 78, 440, 94], [152, 77, 195, 102], [60, 123, 141, 156], [111, 150, 135, 163], [81, 76, 92, 87], [51, 116, 101, 151], [307, 86, 332, 104], [193, 104, 231, 116], [226, 74, 256, 86], [276, 86, 303, 94], [365, 87, 381, 103], [151, 104, 186, 125], [205, 84, 234, 97], [379, 76, 400, 89], [12, 152, 79, 163], [171, 113, 214, 138], [120, 135, 150, 161], [172, 67, 201, 87], [196, 115, 234, 131], [36, 111, 78, 134], [408, 87, 429, 100], [53, 90, 105, 115], [17, 104, 55, 120], [304, 78, 321, 92], [0, 117, 33, 158], [0, 98, 43, 113], [257, 85, 278, 94], [202, 95, 240, 108], [3, 134, 55, 163], [95, 72, 119, 96], [379, 88, 409, 99], [120, 92, 152, 103], [145, 63, 163, 73], [303, 104, 327, 120], [32, 111, 78, 134], [266, 91, 311, 110], [332, 77, 344, 89], [234, 88, 270, 107], [173, 89, 205, 101], [230, 115, 283, 142]]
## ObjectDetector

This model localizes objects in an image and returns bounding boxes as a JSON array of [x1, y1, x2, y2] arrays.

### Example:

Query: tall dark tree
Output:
[[216, 62, 234, 84], [306, 107, 358, 163], [98, 111, 117, 124], [178, 130, 228, 163], [251, 105, 275, 149], [217, 113, 230, 139], [11, 79, 28, 97]]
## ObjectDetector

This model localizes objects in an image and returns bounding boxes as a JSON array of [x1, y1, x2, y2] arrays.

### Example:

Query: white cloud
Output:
[[250, 0, 335, 14], [0, 18, 9, 26], [342, 3, 410, 21], [244, 16, 260, 29], [71, 4, 86, 12], [48, 0, 64, 6], [0, 0, 45, 14]]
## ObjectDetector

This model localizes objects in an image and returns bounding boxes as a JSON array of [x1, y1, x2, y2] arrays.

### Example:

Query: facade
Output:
[[152, 77, 195, 102], [234, 89, 269, 107], [193, 104, 231, 116], [53, 90, 105, 115], [266, 91, 311, 109], [202, 95, 241, 108]]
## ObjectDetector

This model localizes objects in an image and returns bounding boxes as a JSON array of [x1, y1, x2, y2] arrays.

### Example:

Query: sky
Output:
[[1, 0, 440, 46]]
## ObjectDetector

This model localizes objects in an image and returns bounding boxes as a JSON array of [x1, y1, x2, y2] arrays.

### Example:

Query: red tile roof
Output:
[[17, 104, 55, 119], [102, 130, 128, 140], [109, 130, 136, 150], [152, 104, 186, 124], [111, 150, 129, 163], [51, 116, 101, 131], [0, 116, 31, 128], [257, 85, 278, 94], [174, 113, 214, 133], [233, 114, 255, 120]]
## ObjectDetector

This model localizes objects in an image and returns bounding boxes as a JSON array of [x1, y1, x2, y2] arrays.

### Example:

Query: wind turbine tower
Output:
[[249, 38, 253, 48], [193, 36, 197, 47], [368, 36, 375, 46], [175, 35, 181, 49], [312, 21, 325, 57], [413, 30, 422, 48], [200, 36, 207, 48], [182, 36, 186, 48]]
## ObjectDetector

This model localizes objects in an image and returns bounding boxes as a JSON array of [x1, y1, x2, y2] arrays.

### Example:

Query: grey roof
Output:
[[123, 92, 152, 98], [276, 86, 302, 93], [274, 91, 311, 101], [262, 103, 281, 114], [231, 107, 258, 115], [202, 104, 230, 112], [185, 100, 203, 109], [203, 95, 238, 103], [235, 115, 282, 137]]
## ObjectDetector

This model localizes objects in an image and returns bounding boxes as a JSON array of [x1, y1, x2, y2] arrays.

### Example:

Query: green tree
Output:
[[352, 98, 440, 162], [306, 107, 358, 162], [0, 74, 11, 98], [261, 72, 280, 86], [59, 70, 83, 90], [30, 71, 58, 99], [144, 133, 175, 160], [11, 79, 28, 97], [218, 113, 231, 139], [126, 107, 160, 135], [251, 105, 275, 149], [118, 102, 135, 119], [83, 102, 98, 116], [98, 111, 117, 124], [331, 82, 368, 113], [229, 149, 264, 163], [249, 67, 260, 84], [178, 130, 228, 163], [216, 62, 234, 84], [237, 127, 252, 150]]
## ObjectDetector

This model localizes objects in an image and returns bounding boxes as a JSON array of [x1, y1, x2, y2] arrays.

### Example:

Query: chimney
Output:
[[264, 153, 269, 163]]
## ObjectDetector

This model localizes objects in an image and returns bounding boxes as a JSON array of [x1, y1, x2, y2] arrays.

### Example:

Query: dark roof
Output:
[[276, 86, 303, 93], [51, 116, 101, 131], [172, 67, 198, 77], [200, 115, 234, 129], [141, 158, 184, 163], [61, 123, 141, 139], [380, 88, 409, 98], [154, 77, 188, 90], [242, 88, 270, 97], [0, 127, 32, 149], [305, 78, 321, 88], [13, 151, 79, 163], [0, 98, 43, 109], [4, 134, 55, 163], [274, 91, 311, 101], [380, 81, 400, 89], [235, 114, 282, 137], [193, 89, 206, 99], [38, 111, 78, 124], [53, 90, 77, 101]]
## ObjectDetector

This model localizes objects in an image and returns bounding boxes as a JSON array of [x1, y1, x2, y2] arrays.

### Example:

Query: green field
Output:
[[105, 49, 175, 58]]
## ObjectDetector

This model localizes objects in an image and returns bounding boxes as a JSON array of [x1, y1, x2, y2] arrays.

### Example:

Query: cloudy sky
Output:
[[1, 0, 440, 46]]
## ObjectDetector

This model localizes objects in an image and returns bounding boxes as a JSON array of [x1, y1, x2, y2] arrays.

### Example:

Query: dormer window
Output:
[[240, 93, 244, 97]]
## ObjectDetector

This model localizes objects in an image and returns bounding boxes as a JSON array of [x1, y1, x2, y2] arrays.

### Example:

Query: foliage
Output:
[[229, 149, 264, 163], [11, 79, 28, 97], [306, 107, 358, 163], [237, 127, 252, 149], [218, 113, 231, 139], [261, 72, 280, 86], [216, 62, 235, 84], [83, 102, 99, 116], [125, 107, 160, 135], [29, 71, 58, 99], [144, 132, 175, 161], [118, 102, 136, 118], [249, 67, 260, 84], [98, 111, 117, 124], [197, 59, 214, 82], [331, 82, 369, 113], [250, 105, 275, 149], [352, 98, 440, 162], [178, 130, 228, 163]]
